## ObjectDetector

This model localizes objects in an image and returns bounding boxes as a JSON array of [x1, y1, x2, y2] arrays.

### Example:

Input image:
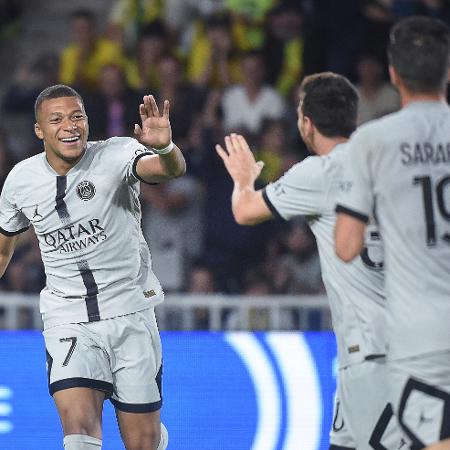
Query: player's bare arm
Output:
[[134, 94, 186, 183], [216, 133, 272, 225], [334, 213, 366, 262], [0, 234, 18, 277]]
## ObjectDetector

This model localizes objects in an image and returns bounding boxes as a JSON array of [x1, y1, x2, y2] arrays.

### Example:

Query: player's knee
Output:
[[123, 423, 168, 450], [58, 403, 102, 437]]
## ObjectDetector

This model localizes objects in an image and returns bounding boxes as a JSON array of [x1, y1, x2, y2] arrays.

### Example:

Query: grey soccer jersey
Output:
[[264, 144, 386, 368], [0, 137, 164, 328], [336, 100, 450, 360]]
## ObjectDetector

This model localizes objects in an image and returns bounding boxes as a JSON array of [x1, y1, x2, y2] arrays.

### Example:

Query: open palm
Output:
[[134, 95, 172, 149]]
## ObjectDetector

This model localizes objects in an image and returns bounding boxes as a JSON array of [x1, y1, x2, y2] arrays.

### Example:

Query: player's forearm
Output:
[[157, 144, 186, 179], [232, 185, 272, 226], [0, 234, 18, 278]]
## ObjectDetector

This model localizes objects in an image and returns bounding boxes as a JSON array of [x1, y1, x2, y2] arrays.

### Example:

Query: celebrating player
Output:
[[0, 85, 186, 450], [335, 16, 450, 450], [217, 73, 404, 450]]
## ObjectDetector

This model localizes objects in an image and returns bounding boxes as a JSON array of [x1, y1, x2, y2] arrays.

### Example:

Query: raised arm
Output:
[[216, 133, 272, 225], [0, 233, 18, 278], [134, 95, 186, 183]]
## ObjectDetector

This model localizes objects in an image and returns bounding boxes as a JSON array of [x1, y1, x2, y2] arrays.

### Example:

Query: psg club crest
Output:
[[76, 180, 96, 201]]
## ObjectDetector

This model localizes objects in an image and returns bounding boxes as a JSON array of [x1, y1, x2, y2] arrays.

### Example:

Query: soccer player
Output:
[[335, 16, 450, 450], [0, 85, 185, 450], [217, 73, 404, 450]]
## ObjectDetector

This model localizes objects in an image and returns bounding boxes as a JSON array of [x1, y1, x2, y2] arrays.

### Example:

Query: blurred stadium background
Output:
[[0, 0, 448, 449]]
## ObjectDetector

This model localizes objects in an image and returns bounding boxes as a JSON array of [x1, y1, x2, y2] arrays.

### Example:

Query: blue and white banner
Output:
[[0, 331, 337, 450]]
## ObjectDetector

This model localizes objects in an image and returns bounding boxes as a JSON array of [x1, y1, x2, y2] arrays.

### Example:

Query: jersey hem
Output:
[[0, 225, 30, 236], [49, 377, 113, 397]]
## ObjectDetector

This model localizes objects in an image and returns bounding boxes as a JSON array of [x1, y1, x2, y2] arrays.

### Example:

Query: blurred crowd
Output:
[[0, 0, 449, 326]]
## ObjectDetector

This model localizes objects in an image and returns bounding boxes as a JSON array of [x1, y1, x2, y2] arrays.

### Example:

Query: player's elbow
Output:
[[233, 207, 259, 226], [335, 244, 358, 262]]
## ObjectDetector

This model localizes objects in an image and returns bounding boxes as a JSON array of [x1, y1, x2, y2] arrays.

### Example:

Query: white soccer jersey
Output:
[[336, 100, 450, 360], [0, 137, 164, 328], [264, 144, 386, 368]]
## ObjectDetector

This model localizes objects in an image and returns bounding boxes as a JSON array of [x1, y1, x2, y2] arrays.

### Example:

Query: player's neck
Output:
[[399, 88, 445, 108], [314, 136, 348, 156]]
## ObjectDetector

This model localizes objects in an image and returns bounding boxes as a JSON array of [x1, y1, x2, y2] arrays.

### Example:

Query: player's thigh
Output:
[[53, 387, 105, 437], [340, 358, 404, 450], [389, 351, 450, 450], [424, 438, 450, 450], [109, 308, 163, 412], [115, 408, 161, 448]]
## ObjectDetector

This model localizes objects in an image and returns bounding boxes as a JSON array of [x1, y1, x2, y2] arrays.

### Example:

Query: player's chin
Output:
[[58, 146, 85, 162]]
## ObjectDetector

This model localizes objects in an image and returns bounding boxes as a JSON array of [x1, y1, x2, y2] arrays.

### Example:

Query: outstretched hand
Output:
[[216, 134, 264, 187], [134, 95, 172, 149]]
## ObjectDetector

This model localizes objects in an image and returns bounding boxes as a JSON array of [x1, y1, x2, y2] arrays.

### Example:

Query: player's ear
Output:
[[388, 65, 399, 88], [34, 122, 44, 140]]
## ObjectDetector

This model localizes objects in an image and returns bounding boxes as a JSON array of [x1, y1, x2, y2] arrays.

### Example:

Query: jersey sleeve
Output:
[[103, 137, 155, 185], [335, 128, 374, 223], [0, 171, 30, 236], [263, 156, 325, 220]]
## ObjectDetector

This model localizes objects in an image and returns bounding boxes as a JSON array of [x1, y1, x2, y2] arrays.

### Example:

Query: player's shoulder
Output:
[[354, 109, 407, 141], [8, 153, 45, 178], [288, 155, 323, 175], [89, 136, 145, 156]]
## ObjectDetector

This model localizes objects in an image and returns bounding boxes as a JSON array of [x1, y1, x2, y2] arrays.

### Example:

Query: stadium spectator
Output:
[[263, 2, 304, 96], [186, 13, 240, 89], [59, 9, 124, 89], [81, 63, 142, 140], [355, 53, 400, 124], [221, 50, 286, 134], [106, 0, 165, 49], [124, 21, 170, 91], [155, 53, 205, 148]]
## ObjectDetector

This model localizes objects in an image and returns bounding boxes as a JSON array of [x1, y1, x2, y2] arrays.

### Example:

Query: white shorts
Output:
[[338, 357, 406, 450], [329, 391, 356, 449], [44, 307, 163, 413], [389, 350, 450, 450]]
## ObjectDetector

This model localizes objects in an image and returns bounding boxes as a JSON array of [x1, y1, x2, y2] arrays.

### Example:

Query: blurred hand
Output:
[[216, 133, 264, 187]]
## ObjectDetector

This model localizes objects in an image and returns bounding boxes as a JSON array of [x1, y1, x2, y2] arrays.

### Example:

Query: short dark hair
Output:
[[388, 16, 450, 93], [34, 84, 84, 120], [70, 8, 96, 23], [299, 72, 358, 138]]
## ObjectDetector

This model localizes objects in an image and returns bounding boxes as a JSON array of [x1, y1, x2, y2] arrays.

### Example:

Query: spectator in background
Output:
[[140, 175, 204, 293], [3, 52, 59, 115], [186, 13, 240, 89], [106, 0, 164, 49], [59, 9, 124, 89], [2, 53, 60, 160], [278, 221, 324, 294], [155, 53, 205, 149], [355, 53, 400, 124], [125, 21, 170, 91], [0, 0, 22, 44], [255, 118, 296, 184], [81, 64, 142, 140], [263, 2, 304, 97], [221, 50, 286, 134], [0, 133, 14, 188], [186, 263, 218, 329]]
